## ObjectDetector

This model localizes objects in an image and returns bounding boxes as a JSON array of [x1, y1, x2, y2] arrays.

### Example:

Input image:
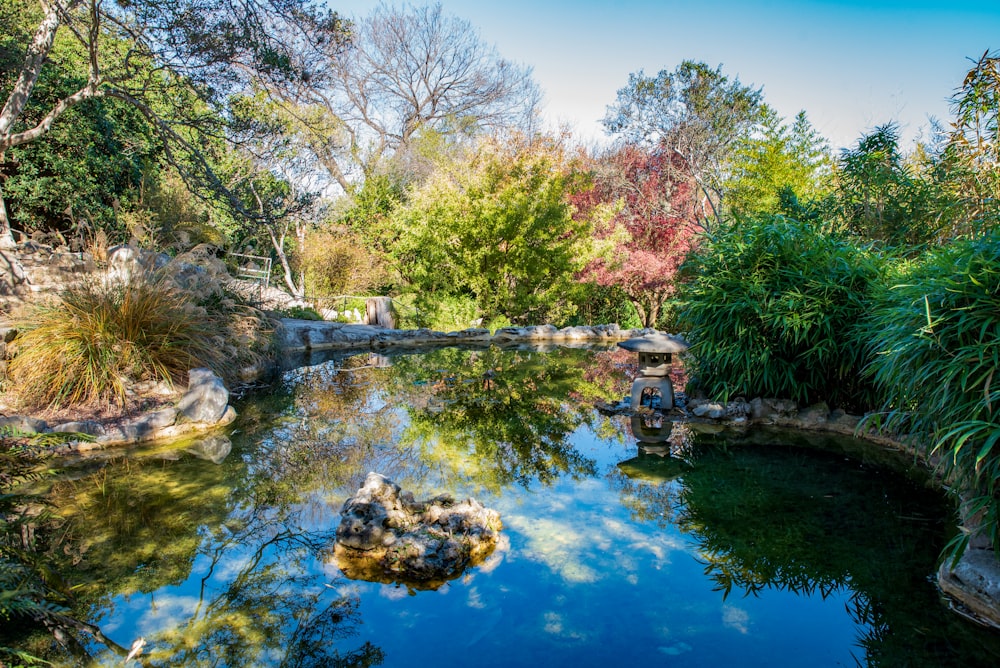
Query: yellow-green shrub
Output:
[[297, 227, 388, 306]]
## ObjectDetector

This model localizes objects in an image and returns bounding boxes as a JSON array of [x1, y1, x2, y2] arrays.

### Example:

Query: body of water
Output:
[[8, 346, 1000, 666]]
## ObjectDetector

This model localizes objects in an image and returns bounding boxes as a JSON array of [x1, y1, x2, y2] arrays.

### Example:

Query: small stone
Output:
[[692, 403, 725, 419], [52, 420, 105, 437], [185, 435, 232, 464], [798, 402, 831, 425]]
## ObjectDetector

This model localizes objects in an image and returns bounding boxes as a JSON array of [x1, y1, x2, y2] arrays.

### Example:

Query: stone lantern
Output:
[[617, 333, 688, 411]]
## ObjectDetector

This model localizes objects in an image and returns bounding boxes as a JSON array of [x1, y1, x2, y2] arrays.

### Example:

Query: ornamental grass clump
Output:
[[860, 233, 1000, 555], [675, 216, 884, 411], [10, 269, 227, 409]]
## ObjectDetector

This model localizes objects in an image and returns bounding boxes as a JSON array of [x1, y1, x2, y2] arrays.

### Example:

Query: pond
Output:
[[8, 345, 1000, 666]]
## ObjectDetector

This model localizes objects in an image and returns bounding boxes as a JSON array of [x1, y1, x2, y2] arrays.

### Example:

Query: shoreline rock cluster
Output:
[[276, 319, 650, 353], [0, 367, 236, 455]]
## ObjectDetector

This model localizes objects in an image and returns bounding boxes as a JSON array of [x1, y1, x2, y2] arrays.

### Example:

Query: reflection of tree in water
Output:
[[388, 347, 608, 491], [236, 354, 431, 499], [610, 430, 1000, 668], [42, 454, 233, 603], [23, 442, 384, 665], [138, 516, 383, 667]]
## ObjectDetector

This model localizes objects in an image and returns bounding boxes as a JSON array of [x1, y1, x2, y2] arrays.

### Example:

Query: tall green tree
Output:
[[943, 49, 1000, 235], [0, 0, 344, 248], [0, 3, 164, 241], [724, 108, 832, 219], [832, 123, 947, 247], [392, 134, 592, 325]]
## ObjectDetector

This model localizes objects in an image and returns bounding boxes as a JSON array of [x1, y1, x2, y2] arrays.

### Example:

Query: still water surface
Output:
[[19, 346, 1000, 666]]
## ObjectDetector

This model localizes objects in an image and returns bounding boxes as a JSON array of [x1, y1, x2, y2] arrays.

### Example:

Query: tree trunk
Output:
[[632, 300, 648, 329], [0, 1, 66, 139], [264, 217, 304, 299], [646, 301, 661, 329], [365, 296, 395, 329], [0, 181, 16, 249]]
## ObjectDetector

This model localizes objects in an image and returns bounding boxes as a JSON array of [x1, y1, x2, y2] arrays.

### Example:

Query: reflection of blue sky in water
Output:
[[340, 427, 864, 667], [39, 348, 1000, 667]]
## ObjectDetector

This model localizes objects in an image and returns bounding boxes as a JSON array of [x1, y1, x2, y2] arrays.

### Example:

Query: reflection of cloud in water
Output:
[[379, 584, 411, 601], [213, 554, 255, 582], [501, 488, 688, 584], [658, 641, 693, 656], [334, 583, 362, 599], [722, 605, 750, 634], [466, 586, 485, 609], [136, 594, 201, 636], [475, 533, 510, 575], [542, 611, 588, 640], [507, 516, 598, 583]]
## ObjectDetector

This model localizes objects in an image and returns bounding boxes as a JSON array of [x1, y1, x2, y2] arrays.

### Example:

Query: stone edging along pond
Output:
[[0, 321, 651, 452], [3, 320, 998, 630], [272, 319, 648, 353]]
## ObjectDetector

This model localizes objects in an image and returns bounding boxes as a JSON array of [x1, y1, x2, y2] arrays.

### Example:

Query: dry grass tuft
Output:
[[9, 247, 275, 411]]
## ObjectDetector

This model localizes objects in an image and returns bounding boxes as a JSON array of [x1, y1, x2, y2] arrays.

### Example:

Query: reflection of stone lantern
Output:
[[617, 333, 688, 411]]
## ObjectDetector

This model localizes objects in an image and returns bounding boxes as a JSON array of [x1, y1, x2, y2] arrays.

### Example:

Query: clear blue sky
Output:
[[330, 0, 1000, 150]]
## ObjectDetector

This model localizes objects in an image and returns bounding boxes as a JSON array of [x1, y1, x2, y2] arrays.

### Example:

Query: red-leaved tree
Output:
[[575, 144, 699, 327]]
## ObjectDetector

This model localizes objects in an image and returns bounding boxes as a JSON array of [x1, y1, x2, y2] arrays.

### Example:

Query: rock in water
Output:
[[333, 472, 502, 589]]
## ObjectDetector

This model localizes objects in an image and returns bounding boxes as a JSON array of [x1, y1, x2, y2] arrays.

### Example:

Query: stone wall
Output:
[[0, 243, 97, 313]]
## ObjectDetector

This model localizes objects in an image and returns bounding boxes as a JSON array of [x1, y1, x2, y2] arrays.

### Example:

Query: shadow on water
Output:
[[611, 425, 1000, 667], [4, 346, 1000, 666]]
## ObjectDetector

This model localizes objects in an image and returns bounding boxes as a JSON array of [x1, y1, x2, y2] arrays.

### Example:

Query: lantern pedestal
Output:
[[630, 375, 675, 411]]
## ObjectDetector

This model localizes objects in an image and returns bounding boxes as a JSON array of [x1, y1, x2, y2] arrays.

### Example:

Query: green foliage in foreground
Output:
[[861, 233, 1000, 555], [676, 216, 884, 411], [0, 434, 66, 667]]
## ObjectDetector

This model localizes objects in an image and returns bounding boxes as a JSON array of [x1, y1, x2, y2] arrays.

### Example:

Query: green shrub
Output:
[[297, 227, 389, 303], [675, 216, 884, 410], [282, 305, 324, 321], [394, 292, 480, 332], [860, 233, 1000, 555], [569, 284, 643, 329], [10, 269, 235, 408]]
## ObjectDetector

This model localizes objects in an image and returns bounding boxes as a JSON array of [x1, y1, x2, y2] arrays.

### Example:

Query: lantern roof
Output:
[[617, 332, 688, 354]]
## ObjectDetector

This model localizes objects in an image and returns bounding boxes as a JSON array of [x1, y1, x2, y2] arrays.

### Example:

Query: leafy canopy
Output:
[[391, 134, 592, 326]]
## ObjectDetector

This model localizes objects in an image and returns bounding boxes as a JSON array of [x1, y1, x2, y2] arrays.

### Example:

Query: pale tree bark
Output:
[[249, 183, 306, 298], [0, 0, 80, 247]]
